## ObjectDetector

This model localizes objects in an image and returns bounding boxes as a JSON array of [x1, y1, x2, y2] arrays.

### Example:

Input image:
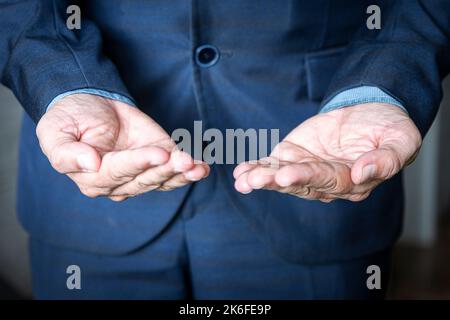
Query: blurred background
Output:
[[1, 78, 450, 300]]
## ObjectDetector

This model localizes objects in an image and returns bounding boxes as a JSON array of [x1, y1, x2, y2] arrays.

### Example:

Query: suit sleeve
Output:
[[0, 0, 134, 123], [322, 0, 450, 136]]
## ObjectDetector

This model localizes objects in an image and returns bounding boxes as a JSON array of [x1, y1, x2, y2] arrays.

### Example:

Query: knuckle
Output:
[[109, 170, 126, 183], [348, 192, 370, 202], [109, 196, 128, 202], [35, 123, 45, 139], [384, 156, 401, 179], [302, 187, 312, 197], [35, 118, 51, 139], [157, 171, 172, 181], [79, 186, 110, 198], [135, 177, 153, 189], [49, 151, 65, 173], [80, 188, 99, 198], [157, 184, 175, 191], [324, 176, 338, 191], [147, 184, 161, 191], [321, 163, 345, 192], [303, 163, 316, 179], [291, 186, 313, 198]]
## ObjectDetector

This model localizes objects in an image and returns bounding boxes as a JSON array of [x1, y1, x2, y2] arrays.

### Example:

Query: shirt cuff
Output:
[[319, 86, 407, 114], [46, 88, 137, 112]]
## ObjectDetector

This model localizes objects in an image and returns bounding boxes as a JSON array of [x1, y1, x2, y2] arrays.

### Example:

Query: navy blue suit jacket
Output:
[[1, 0, 449, 263]]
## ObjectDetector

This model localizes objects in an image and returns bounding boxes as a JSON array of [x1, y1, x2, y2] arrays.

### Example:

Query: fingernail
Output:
[[77, 154, 96, 172], [185, 171, 201, 181], [239, 181, 253, 194], [360, 164, 377, 183]]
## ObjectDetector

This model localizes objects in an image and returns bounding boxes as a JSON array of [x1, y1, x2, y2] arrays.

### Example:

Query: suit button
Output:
[[195, 44, 220, 68]]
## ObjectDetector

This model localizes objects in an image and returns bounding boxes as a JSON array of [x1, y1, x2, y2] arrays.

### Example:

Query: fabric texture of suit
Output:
[[1, 0, 450, 269], [29, 169, 391, 299]]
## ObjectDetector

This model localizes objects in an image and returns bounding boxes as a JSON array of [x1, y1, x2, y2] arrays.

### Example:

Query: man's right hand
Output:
[[36, 93, 209, 201]]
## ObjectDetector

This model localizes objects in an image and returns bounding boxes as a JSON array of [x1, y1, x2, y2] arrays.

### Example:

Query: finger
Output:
[[109, 151, 197, 196], [109, 195, 128, 202], [36, 117, 100, 173], [279, 185, 325, 200], [271, 141, 314, 163], [70, 145, 170, 188], [50, 141, 101, 174], [233, 162, 258, 179], [351, 147, 403, 185], [234, 157, 289, 193], [347, 191, 371, 202], [233, 155, 280, 179], [170, 149, 196, 172], [76, 185, 111, 198], [234, 170, 253, 194], [161, 162, 209, 189], [240, 163, 314, 196], [158, 163, 209, 191], [246, 165, 278, 189], [274, 161, 353, 194], [104, 145, 170, 178], [278, 176, 376, 202], [184, 162, 210, 182]]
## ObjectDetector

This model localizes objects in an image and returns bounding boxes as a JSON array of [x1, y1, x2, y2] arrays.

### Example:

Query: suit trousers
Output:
[[29, 167, 391, 299]]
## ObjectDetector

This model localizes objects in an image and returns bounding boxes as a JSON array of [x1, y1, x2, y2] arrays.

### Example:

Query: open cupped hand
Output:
[[233, 103, 421, 202]]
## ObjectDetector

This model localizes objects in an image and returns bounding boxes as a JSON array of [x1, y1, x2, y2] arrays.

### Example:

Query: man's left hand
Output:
[[233, 103, 421, 202]]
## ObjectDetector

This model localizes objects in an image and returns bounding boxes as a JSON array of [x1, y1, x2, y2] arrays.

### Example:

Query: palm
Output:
[[234, 103, 421, 202], [37, 93, 209, 201], [280, 107, 385, 167], [74, 99, 174, 155]]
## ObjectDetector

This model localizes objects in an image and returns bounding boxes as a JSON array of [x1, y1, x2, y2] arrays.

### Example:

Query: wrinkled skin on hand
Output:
[[234, 103, 421, 202], [36, 94, 209, 201]]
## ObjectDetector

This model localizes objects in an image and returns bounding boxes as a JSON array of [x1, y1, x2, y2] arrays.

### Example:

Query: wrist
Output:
[[46, 89, 136, 113]]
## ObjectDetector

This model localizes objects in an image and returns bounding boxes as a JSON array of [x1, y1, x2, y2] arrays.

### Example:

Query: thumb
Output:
[[48, 140, 101, 174], [37, 115, 103, 174], [351, 144, 412, 185]]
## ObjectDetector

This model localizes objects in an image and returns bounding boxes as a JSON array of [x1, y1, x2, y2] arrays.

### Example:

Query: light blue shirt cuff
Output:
[[319, 86, 407, 114], [46, 88, 136, 112]]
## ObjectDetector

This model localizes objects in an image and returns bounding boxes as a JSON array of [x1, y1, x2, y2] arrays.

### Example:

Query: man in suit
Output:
[[0, 0, 449, 299]]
